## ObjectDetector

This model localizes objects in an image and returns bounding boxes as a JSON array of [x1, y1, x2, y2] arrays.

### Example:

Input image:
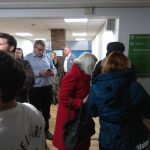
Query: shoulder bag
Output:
[[63, 99, 95, 149]]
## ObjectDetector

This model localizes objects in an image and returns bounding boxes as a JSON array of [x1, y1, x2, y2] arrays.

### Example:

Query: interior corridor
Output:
[[46, 104, 99, 150]]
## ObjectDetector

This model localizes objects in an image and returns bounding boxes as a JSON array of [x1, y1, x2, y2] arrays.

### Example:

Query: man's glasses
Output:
[[36, 46, 44, 52]]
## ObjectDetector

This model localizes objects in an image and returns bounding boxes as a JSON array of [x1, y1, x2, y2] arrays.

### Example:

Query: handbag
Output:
[[63, 99, 95, 149]]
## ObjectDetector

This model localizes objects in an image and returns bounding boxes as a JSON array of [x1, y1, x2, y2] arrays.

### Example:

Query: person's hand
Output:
[[39, 70, 49, 77], [82, 95, 89, 103], [47, 69, 54, 76], [39, 69, 54, 77]]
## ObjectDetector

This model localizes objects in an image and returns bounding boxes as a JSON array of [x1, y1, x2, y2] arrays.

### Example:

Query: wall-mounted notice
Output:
[[129, 34, 150, 77], [53, 50, 63, 56]]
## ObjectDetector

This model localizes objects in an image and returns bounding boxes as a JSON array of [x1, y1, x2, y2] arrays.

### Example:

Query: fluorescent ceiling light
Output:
[[64, 18, 88, 23], [75, 38, 86, 41], [72, 32, 87, 36], [34, 38, 46, 41], [15, 32, 33, 37]]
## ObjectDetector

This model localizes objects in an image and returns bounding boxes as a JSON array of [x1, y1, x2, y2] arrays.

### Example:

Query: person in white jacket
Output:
[[0, 51, 46, 150]]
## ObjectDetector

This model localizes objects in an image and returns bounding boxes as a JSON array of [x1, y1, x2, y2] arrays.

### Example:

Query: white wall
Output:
[[92, 19, 119, 61], [94, 8, 150, 55], [92, 26, 104, 60], [15, 37, 33, 56], [93, 8, 150, 94], [66, 41, 91, 50]]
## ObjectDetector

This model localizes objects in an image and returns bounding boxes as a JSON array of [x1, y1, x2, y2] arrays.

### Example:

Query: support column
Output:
[[51, 29, 66, 76], [51, 29, 66, 50]]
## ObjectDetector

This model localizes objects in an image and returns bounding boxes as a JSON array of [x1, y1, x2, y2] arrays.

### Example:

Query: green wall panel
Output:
[[129, 34, 150, 77]]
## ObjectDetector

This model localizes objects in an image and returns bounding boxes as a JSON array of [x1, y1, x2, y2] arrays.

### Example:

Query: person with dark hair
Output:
[[15, 47, 24, 59], [88, 52, 150, 150], [92, 42, 126, 81], [15, 48, 35, 103], [51, 51, 58, 69], [105, 41, 125, 56], [25, 40, 57, 140], [0, 33, 35, 103], [0, 32, 17, 56], [53, 52, 97, 150], [0, 51, 46, 150]]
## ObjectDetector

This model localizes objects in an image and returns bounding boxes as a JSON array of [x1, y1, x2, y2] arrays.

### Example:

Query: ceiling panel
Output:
[[0, 17, 106, 41]]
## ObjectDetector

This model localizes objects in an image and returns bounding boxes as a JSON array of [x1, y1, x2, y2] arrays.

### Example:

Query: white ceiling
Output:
[[0, 0, 149, 41], [0, 17, 106, 41]]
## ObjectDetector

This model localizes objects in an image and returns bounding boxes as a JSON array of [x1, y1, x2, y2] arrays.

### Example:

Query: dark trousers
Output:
[[29, 85, 52, 131]]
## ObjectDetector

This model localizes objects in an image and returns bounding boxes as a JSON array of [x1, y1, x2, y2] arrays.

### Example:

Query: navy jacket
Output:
[[88, 69, 150, 150]]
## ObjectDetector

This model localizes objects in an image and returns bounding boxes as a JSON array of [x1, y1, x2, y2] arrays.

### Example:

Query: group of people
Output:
[[0, 32, 149, 150], [53, 42, 150, 150]]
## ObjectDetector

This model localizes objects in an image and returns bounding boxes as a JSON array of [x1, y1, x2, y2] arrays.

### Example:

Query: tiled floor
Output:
[[46, 104, 99, 150]]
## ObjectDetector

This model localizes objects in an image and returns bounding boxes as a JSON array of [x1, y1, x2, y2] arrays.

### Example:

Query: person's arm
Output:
[[87, 87, 98, 117], [49, 59, 57, 76], [16, 59, 35, 88], [40, 56, 57, 77], [23, 60, 35, 88]]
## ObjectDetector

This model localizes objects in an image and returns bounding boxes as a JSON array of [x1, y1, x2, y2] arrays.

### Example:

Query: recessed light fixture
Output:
[[34, 38, 46, 41], [15, 32, 33, 37], [72, 32, 87, 36], [75, 38, 86, 41], [64, 18, 88, 23]]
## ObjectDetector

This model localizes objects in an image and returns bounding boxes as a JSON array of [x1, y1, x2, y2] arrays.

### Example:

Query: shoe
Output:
[[45, 131, 53, 140]]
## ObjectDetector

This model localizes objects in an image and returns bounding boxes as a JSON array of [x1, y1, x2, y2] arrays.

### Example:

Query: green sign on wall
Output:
[[129, 34, 150, 77]]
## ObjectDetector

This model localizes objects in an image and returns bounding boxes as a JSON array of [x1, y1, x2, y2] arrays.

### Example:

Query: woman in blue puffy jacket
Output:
[[88, 52, 150, 150]]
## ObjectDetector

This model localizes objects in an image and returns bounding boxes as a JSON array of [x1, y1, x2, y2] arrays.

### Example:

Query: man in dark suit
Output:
[[63, 47, 76, 74]]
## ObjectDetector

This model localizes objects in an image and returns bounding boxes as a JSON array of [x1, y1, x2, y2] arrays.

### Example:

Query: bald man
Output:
[[63, 47, 76, 74]]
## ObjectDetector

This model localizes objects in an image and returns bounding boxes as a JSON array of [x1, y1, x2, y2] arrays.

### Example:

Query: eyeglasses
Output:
[[35, 46, 44, 52]]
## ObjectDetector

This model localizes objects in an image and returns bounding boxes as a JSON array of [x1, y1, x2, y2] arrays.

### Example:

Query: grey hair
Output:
[[74, 52, 97, 75]]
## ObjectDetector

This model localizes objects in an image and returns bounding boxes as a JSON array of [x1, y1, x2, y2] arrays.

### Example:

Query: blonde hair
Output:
[[51, 51, 57, 64], [101, 52, 129, 73], [74, 52, 97, 75]]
